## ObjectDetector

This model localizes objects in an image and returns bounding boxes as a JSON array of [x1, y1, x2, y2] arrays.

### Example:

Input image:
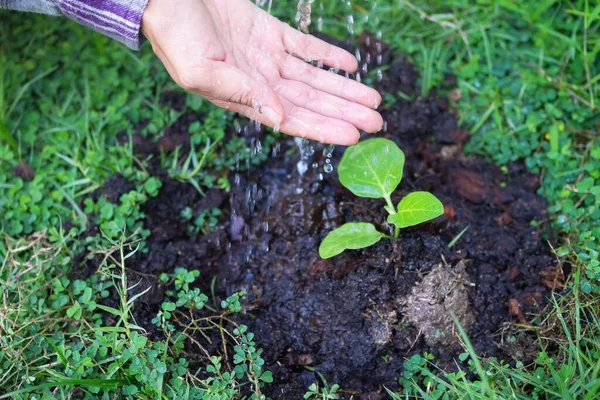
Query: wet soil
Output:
[[90, 36, 561, 398]]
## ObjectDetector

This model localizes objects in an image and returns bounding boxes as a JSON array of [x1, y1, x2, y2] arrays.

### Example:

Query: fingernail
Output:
[[262, 106, 283, 130]]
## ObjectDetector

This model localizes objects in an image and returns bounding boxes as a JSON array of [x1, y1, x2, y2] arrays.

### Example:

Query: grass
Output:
[[0, 0, 599, 398], [386, 278, 600, 399]]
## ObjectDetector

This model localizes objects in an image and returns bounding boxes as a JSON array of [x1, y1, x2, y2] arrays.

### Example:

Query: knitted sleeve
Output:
[[0, 0, 150, 49]]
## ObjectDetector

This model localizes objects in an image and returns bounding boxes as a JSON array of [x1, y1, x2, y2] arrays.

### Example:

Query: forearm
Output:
[[0, 0, 149, 50]]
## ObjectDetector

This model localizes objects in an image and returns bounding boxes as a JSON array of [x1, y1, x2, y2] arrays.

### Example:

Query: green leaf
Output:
[[319, 223, 386, 259], [66, 301, 82, 320], [338, 138, 405, 199], [81, 287, 93, 303], [387, 192, 444, 228], [577, 177, 595, 192], [260, 370, 273, 383], [0, 115, 18, 152]]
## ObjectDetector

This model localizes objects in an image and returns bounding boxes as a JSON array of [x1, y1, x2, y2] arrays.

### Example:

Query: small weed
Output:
[[181, 206, 222, 235], [303, 368, 340, 400]]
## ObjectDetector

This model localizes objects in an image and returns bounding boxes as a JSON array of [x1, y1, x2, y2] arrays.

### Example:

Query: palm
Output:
[[143, 0, 382, 145]]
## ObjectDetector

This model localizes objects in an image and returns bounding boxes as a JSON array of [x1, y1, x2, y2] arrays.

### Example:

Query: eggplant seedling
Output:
[[319, 138, 444, 259]]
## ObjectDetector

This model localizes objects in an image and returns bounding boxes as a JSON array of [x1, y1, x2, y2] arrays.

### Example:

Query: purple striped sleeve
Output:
[[56, 0, 149, 49]]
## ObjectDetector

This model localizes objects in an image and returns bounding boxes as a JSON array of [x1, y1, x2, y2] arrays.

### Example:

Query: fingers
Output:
[[274, 79, 383, 133], [177, 60, 286, 128], [228, 99, 361, 146], [280, 55, 382, 110], [282, 25, 358, 72]]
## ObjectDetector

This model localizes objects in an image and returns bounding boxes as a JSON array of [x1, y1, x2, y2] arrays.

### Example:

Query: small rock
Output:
[[281, 353, 315, 367], [230, 215, 246, 241], [449, 88, 462, 102]]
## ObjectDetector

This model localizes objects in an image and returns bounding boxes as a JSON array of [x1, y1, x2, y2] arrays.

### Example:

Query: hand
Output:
[[142, 0, 383, 145]]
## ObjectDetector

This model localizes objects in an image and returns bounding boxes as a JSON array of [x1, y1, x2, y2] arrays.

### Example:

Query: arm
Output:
[[0, 0, 149, 49], [3, 0, 383, 145]]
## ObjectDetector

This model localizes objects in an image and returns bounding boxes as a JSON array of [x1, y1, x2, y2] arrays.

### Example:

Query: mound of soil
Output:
[[93, 35, 561, 398]]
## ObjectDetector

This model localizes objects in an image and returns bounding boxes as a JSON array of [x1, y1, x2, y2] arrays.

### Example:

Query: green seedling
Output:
[[319, 138, 444, 259]]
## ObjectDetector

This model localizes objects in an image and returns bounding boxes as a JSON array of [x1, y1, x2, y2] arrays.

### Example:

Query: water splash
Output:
[[296, 0, 315, 34], [295, 137, 314, 176]]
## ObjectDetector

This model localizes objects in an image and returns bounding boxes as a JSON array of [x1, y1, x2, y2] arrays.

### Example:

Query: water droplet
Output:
[[272, 141, 281, 157], [253, 139, 263, 155], [323, 144, 335, 158], [295, 137, 315, 176], [377, 70, 383, 81], [312, 162, 319, 169], [324, 163, 334, 173], [297, 160, 308, 176]]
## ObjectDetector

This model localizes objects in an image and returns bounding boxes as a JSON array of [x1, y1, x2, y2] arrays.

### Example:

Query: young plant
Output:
[[319, 138, 444, 259]]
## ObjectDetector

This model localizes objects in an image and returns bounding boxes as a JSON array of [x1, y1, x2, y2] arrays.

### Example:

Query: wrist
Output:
[[141, 0, 161, 41]]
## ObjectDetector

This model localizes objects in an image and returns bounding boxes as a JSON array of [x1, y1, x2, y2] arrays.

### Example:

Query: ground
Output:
[[0, 1, 599, 399]]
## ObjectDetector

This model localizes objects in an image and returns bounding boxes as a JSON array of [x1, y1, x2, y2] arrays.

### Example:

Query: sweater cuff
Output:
[[56, 0, 149, 50]]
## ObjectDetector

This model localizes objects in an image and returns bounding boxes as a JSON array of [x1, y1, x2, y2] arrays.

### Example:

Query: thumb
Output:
[[194, 60, 285, 129]]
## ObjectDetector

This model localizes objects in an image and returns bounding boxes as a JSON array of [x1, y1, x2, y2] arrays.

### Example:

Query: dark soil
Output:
[[92, 36, 562, 398]]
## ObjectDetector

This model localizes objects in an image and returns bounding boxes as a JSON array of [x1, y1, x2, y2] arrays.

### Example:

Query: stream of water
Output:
[[230, 0, 386, 257]]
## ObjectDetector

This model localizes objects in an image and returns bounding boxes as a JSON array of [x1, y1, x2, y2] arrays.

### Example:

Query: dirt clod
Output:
[[12, 160, 35, 182], [404, 262, 475, 347]]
